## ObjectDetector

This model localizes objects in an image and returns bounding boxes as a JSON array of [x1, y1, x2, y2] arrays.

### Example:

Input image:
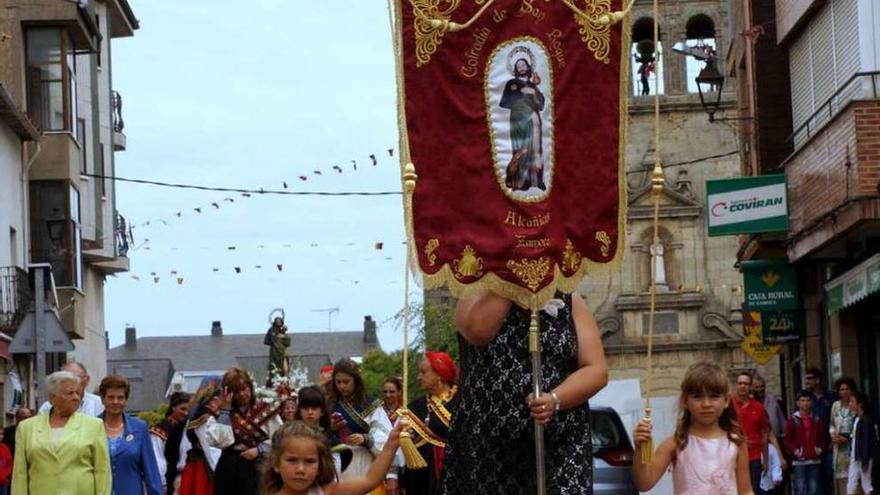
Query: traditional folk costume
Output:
[[179, 376, 223, 495], [333, 398, 386, 495], [367, 401, 405, 485], [400, 388, 458, 495], [334, 398, 377, 476], [149, 417, 187, 495], [209, 400, 283, 495]]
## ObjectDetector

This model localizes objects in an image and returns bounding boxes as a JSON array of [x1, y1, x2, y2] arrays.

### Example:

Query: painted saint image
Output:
[[500, 55, 546, 191], [487, 40, 554, 202]]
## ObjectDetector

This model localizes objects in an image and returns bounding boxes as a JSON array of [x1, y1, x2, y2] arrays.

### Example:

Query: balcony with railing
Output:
[[782, 72, 880, 261], [112, 90, 126, 151], [0, 267, 32, 334], [94, 212, 131, 274]]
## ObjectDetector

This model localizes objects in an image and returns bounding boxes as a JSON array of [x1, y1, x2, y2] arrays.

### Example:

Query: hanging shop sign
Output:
[[742, 259, 798, 311], [742, 311, 782, 365], [825, 253, 880, 315], [759, 309, 804, 344], [742, 259, 803, 343], [707, 174, 788, 236]]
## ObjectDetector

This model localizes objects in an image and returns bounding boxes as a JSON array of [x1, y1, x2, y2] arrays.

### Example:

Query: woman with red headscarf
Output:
[[399, 351, 459, 495]]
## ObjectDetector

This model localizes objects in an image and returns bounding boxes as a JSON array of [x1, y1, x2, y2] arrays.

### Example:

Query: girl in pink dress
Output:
[[259, 421, 402, 495], [632, 362, 754, 495]]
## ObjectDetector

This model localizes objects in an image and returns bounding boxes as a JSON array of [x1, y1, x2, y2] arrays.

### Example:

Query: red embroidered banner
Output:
[[396, 0, 627, 308]]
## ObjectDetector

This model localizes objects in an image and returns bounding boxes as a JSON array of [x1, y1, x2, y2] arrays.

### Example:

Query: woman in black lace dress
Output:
[[440, 292, 608, 495]]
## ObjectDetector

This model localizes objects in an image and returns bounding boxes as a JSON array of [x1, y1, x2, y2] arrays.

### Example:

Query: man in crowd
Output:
[[2, 407, 31, 456], [734, 371, 770, 494], [805, 367, 836, 493], [37, 361, 104, 416], [753, 374, 786, 440], [753, 374, 788, 494]]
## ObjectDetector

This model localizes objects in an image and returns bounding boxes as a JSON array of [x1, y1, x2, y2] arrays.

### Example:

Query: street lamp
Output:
[[695, 64, 725, 122], [45, 219, 66, 247], [695, 64, 756, 123]]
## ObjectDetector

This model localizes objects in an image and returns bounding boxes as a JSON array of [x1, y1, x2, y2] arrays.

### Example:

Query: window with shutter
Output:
[[833, 0, 861, 102], [790, 35, 813, 145], [788, 0, 865, 149], [811, 4, 835, 129]]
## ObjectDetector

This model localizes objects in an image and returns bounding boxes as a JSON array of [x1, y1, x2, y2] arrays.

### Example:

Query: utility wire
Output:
[[625, 150, 740, 174], [82, 173, 403, 196], [87, 149, 739, 192]]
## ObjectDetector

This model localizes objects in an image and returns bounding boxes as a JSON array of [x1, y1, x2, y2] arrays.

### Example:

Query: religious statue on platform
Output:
[[264, 316, 291, 377], [650, 242, 669, 291]]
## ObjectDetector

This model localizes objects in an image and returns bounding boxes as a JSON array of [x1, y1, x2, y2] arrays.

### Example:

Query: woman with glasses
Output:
[[369, 377, 404, 495]]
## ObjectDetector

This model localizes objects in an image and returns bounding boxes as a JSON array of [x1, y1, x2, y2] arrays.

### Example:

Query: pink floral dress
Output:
[[672, 435, 739, 495]]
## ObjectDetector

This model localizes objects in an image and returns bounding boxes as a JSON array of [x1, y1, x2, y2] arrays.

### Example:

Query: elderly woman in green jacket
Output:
[[13, 370, 110, 495]]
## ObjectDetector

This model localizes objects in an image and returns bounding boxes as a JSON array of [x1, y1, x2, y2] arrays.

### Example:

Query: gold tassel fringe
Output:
[[399, 431, 427, 469]]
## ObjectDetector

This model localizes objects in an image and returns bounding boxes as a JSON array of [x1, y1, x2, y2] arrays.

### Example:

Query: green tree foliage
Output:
[[137, 403, 168, 427], [360, 298, 459, 401]]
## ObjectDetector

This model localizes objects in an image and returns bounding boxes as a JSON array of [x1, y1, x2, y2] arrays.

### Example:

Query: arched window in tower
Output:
[[683, 14, 717, 93], [631, 18, 665, 96]]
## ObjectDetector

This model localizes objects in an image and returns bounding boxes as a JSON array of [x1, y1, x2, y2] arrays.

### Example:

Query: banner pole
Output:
[[529, 308, 546, 495], [640, 0, 663, 465]]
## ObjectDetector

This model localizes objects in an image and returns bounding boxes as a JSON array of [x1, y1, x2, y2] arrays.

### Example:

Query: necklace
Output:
[[105, 422, 124, 433]]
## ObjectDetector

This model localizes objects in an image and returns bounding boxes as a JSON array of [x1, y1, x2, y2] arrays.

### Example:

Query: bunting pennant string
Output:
[[121, 261, 401, 286], [122, 240, 400, 284], [134, 239, 397, 252], [112, 146, 399, 231]]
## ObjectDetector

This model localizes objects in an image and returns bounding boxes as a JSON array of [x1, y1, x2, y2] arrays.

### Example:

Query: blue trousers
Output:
[[793, 463, 820, 495], [750, 459, 764, 494]]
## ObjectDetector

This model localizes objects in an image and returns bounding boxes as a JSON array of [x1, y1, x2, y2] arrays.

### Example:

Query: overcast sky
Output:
[[106, 1, 412, 350]]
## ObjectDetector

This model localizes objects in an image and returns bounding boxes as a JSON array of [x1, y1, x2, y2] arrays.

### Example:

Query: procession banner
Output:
[[395, 0, 628, 308]]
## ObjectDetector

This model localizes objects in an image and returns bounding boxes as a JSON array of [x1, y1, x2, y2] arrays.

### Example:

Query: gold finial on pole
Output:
[[420, 0, 496, 33], [403, 163, 418, 193], [597, 10, 627, 26], [562, 0, 636, 26]]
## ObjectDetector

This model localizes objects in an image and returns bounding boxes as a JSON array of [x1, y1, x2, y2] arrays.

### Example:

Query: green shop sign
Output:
[[742, 259, 803, 344], [707, 175, 789, 236], [825, 253, 880, 315], [742, 259, 798, 311], [760, 309, 805, 344]]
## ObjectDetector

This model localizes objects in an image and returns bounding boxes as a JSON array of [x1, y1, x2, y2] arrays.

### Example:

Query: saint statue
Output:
[[264, 316, 291, 378], [650, 242, 669, 291]]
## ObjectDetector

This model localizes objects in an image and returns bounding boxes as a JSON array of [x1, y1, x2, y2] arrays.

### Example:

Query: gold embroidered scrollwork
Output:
[[453, 245, 484, 279], [412, 0, 461, 67], [595, 231, 612, 257], [424, 239, 440, 267], [572, 0, 613, 64], [562, 239, 583, 274], [506, 257, 551, 292]]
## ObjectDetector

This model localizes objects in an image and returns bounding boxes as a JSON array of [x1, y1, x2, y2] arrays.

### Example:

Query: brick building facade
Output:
[[729, 0, 880, 406]]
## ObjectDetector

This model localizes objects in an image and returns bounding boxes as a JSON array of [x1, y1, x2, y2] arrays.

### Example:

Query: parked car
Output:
[[592, 405, 638, 495]]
